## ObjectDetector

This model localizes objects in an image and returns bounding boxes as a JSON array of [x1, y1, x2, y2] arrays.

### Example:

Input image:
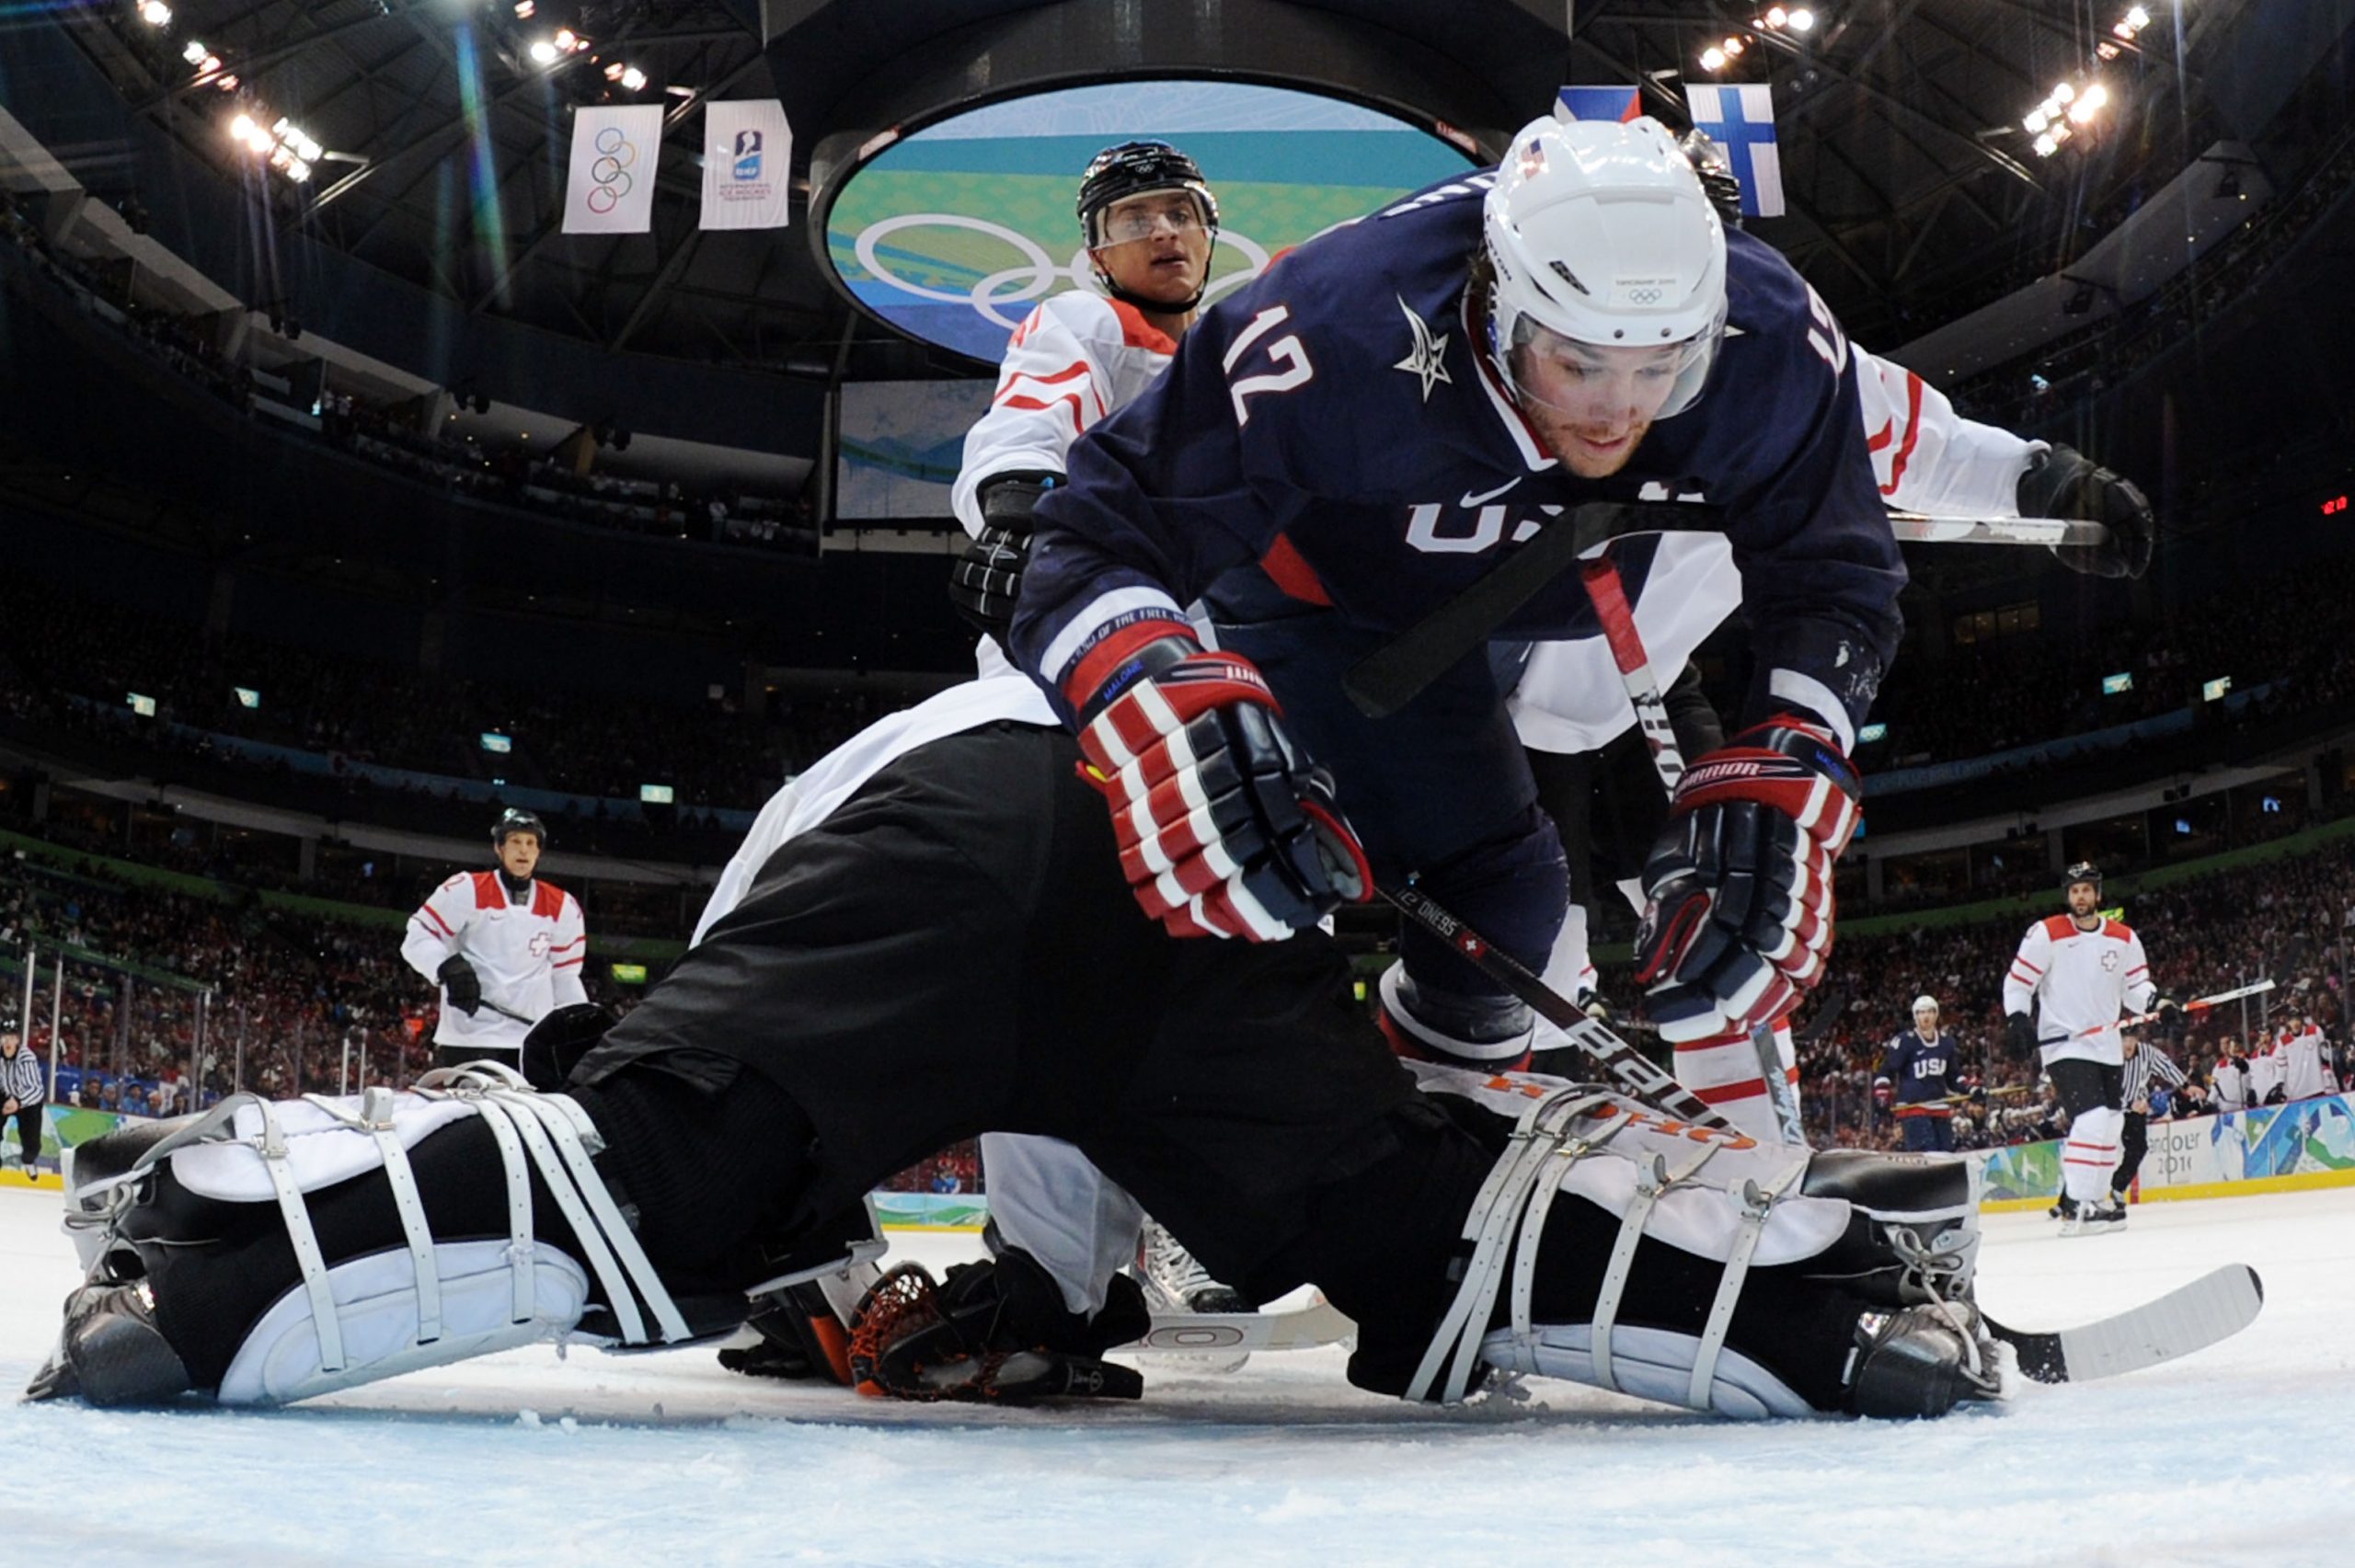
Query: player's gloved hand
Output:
[[2005, 1012, 2037, 1058], [2152, 994, 2187, 1039], [437, 956, 483, 1016], [1633, 715, 1860, 1043], [2017, 442, 2154, 579], [948, 474, 1057, 647], [1070, 632, 1372, 941]]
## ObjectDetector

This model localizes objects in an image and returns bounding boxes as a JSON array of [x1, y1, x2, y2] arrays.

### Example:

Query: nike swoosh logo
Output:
[[1459, 477, 1522, 508]]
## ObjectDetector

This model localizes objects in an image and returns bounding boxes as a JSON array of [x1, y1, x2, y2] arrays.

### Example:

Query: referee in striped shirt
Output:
[[2, 1021, 42, 1179], [2110, 1031, 2189, 1204]]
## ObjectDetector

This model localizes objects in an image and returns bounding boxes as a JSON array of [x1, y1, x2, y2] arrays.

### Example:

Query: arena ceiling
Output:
[[55, 0, 2274, 371]]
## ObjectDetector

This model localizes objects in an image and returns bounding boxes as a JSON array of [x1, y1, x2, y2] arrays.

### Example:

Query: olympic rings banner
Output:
[[822, 81, 1476, 364], [565, 105, 664, 235]]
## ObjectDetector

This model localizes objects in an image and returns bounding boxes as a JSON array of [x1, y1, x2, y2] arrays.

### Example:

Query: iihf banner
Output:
[[1557, 85, 1643, 123], [562, 104, 664, 235], [701, 99, 792, 231], [1683, 84, 1784, 218]]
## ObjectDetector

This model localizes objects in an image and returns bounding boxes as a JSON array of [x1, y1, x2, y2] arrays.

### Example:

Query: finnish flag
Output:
[[1684, 84, 1785, 219]]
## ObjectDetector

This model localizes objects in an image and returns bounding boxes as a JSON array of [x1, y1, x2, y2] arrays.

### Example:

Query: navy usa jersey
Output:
[[1880, 1030, 1959, 1110], [1011, 168, 1905, 741]]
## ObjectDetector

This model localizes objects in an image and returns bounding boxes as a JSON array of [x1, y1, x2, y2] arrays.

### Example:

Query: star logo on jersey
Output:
[[1393, 294, 1453, 402]]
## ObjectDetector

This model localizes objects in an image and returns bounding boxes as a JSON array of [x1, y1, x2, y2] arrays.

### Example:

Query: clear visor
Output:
[[1089, 190, 1212, 249], [1502, 314, 1716, 422]]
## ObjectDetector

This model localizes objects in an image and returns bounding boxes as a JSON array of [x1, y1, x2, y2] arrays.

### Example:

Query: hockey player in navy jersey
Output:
[[1011, 114, 1897, 1070], [1880, 995, 1962, 1152]]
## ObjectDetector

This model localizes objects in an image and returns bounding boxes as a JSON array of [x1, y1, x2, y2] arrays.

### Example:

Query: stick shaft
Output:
[[1378, 881, 1734, 1132], [1580, 554, 1804, 1144]]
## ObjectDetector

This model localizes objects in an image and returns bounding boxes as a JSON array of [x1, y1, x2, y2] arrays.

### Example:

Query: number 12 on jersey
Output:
[[1223, 305, 1315, 425]]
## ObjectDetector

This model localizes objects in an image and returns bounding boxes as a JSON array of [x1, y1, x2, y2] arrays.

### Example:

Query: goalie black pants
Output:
[[123, 721, 1875, 1408]]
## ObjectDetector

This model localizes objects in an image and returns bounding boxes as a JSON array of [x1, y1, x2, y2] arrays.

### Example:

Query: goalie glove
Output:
[[948, 474, 1055, 647], [2017, 443, 2154, 580], [1069, 630, 1371, 942], [1634, 715, 1861, 1044]]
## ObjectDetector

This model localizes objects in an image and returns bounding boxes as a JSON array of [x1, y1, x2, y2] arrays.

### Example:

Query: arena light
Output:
[[230, 112, 255, 143], [1787, 7, 1814, 29], [182, 40, 206, 63], [528, 39, 559, 64], [1765, 6, 1786, 23], [1701, 45, 1727, 71], [1722, 35, 1745, 56], [138, 0, 171, 26], [620, 65, 647, 92], [513, 0, 534, 14]]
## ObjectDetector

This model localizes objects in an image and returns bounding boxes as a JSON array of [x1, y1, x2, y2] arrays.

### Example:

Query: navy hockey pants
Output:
[[1200, 570, 1570, 1013]]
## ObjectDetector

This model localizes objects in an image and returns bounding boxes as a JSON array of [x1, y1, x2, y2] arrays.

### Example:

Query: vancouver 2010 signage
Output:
[[822, 80, 1476, 365]]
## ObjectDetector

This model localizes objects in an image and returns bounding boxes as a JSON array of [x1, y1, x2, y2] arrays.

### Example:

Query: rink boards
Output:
[[1977, 1091, 2355, 1210]]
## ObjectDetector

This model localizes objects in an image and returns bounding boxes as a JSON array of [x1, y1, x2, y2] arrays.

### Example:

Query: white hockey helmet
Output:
[[1482, 115, 1729, 418]]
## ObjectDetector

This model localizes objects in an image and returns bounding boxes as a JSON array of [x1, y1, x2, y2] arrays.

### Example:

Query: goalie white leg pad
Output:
[[98, 1067, 691, 1405], [1402, 1064, 1846, 1413], [220, 1241, 593, 1404], [1479, 1324, 1811, 1419]]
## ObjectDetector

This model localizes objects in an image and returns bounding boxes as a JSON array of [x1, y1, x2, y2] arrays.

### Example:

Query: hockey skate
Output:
[[1845, 1299, 2002, 1418], [1130, 1219, 1252, 1373], [2072, 1197, 2128, 1236]]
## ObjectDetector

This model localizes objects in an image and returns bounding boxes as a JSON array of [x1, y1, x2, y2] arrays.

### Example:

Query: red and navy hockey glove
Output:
[[1633, 715, 1861, 1043], [1070, 631, 1371, 941]]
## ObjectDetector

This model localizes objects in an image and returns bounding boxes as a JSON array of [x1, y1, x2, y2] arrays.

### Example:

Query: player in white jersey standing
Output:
[[2002, 862, 2176, 1233], [400, 809, 589, 1070]]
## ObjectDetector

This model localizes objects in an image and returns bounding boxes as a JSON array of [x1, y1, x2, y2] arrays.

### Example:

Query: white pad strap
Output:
[[1688, 1154, 1809, 1410], [485, 1087, 691, 1345], [1589, 1139, 1722, 1394], [252, 1098, 347, 1375], [304, 1089, 442, 1345], [1407, 1088, 1625, 1403]]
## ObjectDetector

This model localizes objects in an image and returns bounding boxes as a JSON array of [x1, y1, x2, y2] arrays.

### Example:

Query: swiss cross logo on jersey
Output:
[[529, 932, 552, 958], [2101, 950, 2120, 971]]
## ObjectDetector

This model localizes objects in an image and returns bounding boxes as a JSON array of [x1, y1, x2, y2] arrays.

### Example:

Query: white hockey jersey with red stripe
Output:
[[1509, 349, 2038, 756], [950, 290, 1181, 680], [951, 291, 1180, 540], [400, 871, 589, 1051], [2002, 912, 2155, 1067]]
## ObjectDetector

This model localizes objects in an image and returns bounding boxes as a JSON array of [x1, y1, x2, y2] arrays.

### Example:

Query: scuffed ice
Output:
[[4, 1185, 2352, 1567]]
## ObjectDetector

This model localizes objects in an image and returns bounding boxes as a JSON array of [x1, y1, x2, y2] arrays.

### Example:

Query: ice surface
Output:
[[5, 1184, 2352, 1568]]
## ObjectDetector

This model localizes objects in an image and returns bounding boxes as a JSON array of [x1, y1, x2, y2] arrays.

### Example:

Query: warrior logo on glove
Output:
[[1634, 715, 1861, 1044]]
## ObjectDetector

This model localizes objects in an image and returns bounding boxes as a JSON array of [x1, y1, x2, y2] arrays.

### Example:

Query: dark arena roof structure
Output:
[[3, 0, 2355, 759]]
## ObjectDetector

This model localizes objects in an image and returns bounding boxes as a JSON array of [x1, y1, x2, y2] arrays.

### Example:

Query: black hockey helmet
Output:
[[2062, 860, 2102, 894], [1076, 141, 1219, 313], [493, 808, 548, 849]]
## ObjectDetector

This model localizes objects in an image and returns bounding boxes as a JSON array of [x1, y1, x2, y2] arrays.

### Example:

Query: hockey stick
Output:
[[2067, 979, 2274, 1039], [1378, 879, 1735, 1132], [1993, 1264, 2263, 1384], [1343, 501, 2112, 719], [1580, 553, 1805, 1145]]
